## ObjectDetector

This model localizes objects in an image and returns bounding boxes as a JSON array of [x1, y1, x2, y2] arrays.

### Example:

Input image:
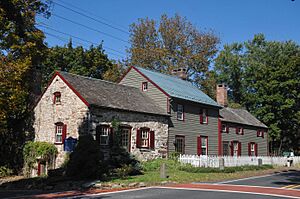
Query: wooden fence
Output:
[[178, 154, 300, 168]]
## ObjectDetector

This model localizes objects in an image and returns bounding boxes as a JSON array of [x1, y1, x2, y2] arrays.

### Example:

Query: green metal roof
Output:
[[135, 67, 220, 107]]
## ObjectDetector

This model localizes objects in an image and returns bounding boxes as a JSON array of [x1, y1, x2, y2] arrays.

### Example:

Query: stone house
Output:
[[33, 66, 268, 175]]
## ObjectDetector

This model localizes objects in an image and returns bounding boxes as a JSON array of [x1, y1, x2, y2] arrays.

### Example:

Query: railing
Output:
[[178, 154, 300, 168]]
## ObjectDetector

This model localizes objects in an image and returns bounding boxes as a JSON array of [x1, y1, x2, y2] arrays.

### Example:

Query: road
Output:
[[2, 170, 300, 198]]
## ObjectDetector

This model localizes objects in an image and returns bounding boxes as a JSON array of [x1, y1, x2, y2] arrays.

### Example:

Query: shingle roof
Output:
[[220, 107, 268, 128], [135, 67, 220, 107], [59, 72, 168, 116]]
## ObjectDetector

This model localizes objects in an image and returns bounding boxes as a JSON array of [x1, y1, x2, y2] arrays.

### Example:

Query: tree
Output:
[[214, 43, 245, 104], [0, 0, 51, 171], [41, 41, 121, 85], [214, 34, 300, 154], [128, 14, 219, 91]]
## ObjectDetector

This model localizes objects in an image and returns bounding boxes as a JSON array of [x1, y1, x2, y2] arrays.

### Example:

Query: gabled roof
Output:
[[133, 67, 220, 108], [220, 107, 268, 128], [57, 72, 168, 116]]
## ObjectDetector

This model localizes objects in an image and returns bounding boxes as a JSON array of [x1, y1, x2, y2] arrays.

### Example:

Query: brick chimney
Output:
[[172, 68, 187, 80], [216, 83, 228, 107]]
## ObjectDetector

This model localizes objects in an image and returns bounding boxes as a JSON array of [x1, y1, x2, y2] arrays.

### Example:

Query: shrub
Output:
[[0, 166, 13, 177], [66, 134, 106, 179], [23, 141, 58, 177]]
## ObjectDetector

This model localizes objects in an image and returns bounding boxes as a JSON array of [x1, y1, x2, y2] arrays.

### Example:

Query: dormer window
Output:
[[53, 92, 61, 104], [142, 82, 148, 91]]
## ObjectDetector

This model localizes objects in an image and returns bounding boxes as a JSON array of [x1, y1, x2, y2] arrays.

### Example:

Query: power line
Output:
[[52, 13, 130, 44], [37, 23, 126, 56], [43, 31, 125, 58], [52, 0, 129, 35]]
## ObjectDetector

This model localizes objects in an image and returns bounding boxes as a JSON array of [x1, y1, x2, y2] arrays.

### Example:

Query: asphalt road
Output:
[[218, 170, 300, 189], [72, 187, 296, 199]]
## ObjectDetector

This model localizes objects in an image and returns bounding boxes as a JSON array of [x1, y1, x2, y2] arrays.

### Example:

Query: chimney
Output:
[[172, 67, 187, 80], [216, 83, 228, 107]]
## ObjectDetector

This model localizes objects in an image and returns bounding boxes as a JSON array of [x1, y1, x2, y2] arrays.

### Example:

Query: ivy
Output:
[[23, 141, 57, 176]]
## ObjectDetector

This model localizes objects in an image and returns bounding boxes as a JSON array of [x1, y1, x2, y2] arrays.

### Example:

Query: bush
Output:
[[0, 166, 13, 177], [66, 134, 106, 179], [23, 141, 58, 177]]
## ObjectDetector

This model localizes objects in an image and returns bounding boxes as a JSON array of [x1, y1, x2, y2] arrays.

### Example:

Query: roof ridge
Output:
[[135, 66, 186, 82], [59, 71, 136, 89]]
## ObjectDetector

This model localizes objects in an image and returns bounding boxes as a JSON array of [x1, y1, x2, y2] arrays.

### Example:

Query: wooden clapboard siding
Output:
[[221, 124, 268, 156], [119, 68, 168, 113], [168, 98, 219, 155]]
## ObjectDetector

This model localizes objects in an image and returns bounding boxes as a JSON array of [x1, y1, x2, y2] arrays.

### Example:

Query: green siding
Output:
[[221, 124, 268, 156], [168, 98, 220, 155], [120, 69, 168, 113]]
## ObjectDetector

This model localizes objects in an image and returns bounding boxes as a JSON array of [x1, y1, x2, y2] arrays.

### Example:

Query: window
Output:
[[141, 128, 149, 147], [96, 125, 110, 145], [200, 109, 208, 124], [236, 127, 244, 135], [257, 130, 264, 138], [121, 127, 131, 152], [248, 142, 258, 156], [53, 92, 61, 104], [55, 122, 66, 144], [222, 124, 229, 133], [142, 82, 148, 91], [175, 135, 185, 154], [197, 136, 208, 155], [177, 104, 184, 121], [231, 141, 241, 156], [222, 141, 229, 156]]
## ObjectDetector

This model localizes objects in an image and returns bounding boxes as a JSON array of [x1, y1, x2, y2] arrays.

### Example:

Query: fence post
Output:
[[160, 163, 167, 178], [258, 158, 262, 166], [219, 157, 225, 170]]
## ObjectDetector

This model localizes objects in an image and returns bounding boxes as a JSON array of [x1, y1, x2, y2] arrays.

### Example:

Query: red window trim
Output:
[[54, 122, 66, 145], [248, 142, 258, 156], [222, 124, 229, 133], [53, 91, 61, 104], [231, 140, 241, 156], [236, 127, 244, 135], [257, 130, 264, 138], [197, 136, 208, 156], [136, 127, 153, 149]]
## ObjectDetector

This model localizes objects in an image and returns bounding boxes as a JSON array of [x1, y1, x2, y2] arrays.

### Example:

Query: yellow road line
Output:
[[282, 184, 300, 189], [282, 184, 297, 189]]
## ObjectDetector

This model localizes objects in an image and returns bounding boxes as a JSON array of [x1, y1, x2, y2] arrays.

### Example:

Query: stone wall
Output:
[[34, 75, 89, 168], [90, 108, 169, 161]]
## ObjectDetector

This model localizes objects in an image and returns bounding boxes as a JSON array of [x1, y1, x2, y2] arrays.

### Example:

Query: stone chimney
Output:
[[172, 68, 187, 80], [216, 83, 228, 107]]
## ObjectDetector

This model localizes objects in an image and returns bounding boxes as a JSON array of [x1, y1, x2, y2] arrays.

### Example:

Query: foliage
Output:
[[0, 166, 13, 177], [127, 14, 219, 95], [214, 34, 300, 153], [23, 141, 57, 177], [66, 134, 105, 179], [0, 0, 51, 172], [41, 41, 123, 86]]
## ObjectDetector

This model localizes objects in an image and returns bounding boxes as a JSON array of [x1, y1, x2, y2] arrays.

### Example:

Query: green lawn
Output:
[[108, 159, 278, 185]]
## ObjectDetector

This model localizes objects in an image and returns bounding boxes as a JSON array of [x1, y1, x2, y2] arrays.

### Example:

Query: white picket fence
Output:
[[179, 154, 300, 168]]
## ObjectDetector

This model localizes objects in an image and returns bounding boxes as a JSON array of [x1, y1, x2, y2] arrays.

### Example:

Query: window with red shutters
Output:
[[236, 127, 244, 135], [231, 141, 240, 156], [55, 122, 66, 144], [222, 124, 229, 133], [136, 128, 153, 149], [257, 130, 264, 138]]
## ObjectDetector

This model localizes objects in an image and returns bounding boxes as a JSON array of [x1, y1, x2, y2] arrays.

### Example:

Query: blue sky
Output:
[[37, 0, 300, 61]]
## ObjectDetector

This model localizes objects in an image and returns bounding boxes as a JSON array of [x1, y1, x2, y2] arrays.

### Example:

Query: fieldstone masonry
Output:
[[34, 75, 169, 172]]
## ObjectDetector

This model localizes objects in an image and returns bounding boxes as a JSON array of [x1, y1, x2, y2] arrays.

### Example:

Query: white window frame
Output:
[[233, 142, 239, 156], [250, 143, 256, 156], [201, 136, 208, 155], [100, 126, 110, 145], [121, 128, 130, 151], [142, 82, 148, 91], [202, 109, 208, 124], [177, 104, 184, 121], [55, 124, 63, 143], [140, 128, 149, 147], [222, 124, 228, 133]]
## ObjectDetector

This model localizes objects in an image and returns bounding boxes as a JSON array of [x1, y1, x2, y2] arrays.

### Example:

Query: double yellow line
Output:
[[282, 184, 300, 189]]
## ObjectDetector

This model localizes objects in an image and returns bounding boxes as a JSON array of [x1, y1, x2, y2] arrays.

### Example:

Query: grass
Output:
[[108, 158, 277, 185]]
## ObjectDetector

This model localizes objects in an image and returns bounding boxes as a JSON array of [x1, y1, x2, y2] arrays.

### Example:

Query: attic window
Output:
[[257, 130, 264, 138], [200, 109, 208, 124], [53, 92, 61, 104], [142, 82, 148, 91], [222, 124, 229, 133], [177, 104, 184, 121], [236, 127, 244, 135]]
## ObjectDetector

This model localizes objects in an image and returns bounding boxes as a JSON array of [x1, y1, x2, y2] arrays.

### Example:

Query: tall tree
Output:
[[214, 43, 245, 104], [215, 34, 300, 154], [128, 14, 219, 91], [0, 0, 51, 171]]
